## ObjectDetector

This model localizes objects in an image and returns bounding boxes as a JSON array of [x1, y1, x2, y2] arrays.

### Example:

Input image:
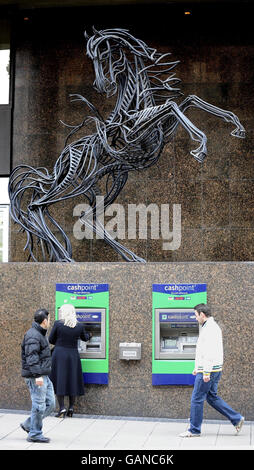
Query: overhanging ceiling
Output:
[[0, 0, 251, 9]]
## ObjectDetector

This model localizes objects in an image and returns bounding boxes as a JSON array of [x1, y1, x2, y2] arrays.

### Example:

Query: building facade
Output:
[[0, 1, 254, 419]]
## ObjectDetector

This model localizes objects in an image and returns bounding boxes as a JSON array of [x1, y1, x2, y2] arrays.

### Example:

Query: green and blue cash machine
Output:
[[152, 283, 207, 385], [55, 283, 109, 384], [55, 282, 207, 388]]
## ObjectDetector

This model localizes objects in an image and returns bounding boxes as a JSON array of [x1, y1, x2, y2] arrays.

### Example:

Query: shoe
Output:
[[55, 409, 67, 418], [20, 423, 29, 434], [235, 416, 245, 434], [27, 436, 50, 443], [179, 430, 201, 437], [67, 408, 73, 417]]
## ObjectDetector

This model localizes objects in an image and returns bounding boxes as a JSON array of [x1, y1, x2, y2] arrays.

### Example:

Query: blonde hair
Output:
[[59, 303, 77, 328]]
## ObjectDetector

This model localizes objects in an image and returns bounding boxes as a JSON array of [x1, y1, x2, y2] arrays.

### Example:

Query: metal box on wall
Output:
[[119, 342, 141, 360]]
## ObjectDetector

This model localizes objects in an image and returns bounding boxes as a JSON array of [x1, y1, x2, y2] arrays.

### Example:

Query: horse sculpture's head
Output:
[[85, 28, 157, 97]]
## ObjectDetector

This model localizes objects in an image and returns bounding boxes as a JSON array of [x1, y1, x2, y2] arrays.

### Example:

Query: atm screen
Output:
[[163, 338, 178, 349], [74, 307, 106, 359], [155, 308, 200, 360]]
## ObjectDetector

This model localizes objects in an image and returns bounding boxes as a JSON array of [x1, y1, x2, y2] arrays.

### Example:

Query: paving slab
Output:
[[104, 420, 157, 450], [68, 418, 126, 450]]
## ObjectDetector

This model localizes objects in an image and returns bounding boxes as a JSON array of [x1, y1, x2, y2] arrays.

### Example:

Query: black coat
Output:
[[21, 322, 52, 378], [48, 320, 90, 396]]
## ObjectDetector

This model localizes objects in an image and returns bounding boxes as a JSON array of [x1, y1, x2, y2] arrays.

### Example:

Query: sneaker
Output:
[[179, 430, 201, 437], [27, 436, 50, 443], [235, 416, 245, 434], [20, 423, 29, 434]]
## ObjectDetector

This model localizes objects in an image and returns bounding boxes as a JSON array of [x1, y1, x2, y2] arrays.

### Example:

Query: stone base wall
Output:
[[0, 262, 253, 420]]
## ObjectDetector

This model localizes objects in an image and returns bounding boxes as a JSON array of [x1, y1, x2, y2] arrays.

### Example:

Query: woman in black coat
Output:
[[49, 303, 91, 417]]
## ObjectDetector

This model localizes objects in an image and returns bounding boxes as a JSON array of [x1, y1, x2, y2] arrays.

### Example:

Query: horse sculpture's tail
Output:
[[8, 165, 73, 261]]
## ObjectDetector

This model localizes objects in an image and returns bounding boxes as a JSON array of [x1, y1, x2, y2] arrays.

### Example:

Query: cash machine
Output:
[[152, 283, 207, 385], [55, 283, 109, 384]]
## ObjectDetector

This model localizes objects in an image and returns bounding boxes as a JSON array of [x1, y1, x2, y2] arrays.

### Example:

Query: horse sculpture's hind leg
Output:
[[77, 178, 146, 263], [179, 94, 246, 138]]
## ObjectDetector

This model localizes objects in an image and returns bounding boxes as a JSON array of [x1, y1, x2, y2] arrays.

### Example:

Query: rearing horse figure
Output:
[[8, 28, 245, 262]]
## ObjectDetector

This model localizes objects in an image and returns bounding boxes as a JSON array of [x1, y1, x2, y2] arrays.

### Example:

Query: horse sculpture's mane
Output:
[[8, 28, 245, 262]]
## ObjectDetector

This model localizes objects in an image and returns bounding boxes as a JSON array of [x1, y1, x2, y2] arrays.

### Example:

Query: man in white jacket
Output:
[[180, 304, 244, 437]]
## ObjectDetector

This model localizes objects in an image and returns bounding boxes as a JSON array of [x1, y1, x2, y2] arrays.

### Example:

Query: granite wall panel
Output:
[[8, 5, 254, 263], [0, 262, 254, 420]]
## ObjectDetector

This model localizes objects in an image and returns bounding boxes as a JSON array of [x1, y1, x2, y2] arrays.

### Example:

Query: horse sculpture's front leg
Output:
[[165, 101, 208, 162], [179, 94, 246, 139], [125, 101, 208, 163]]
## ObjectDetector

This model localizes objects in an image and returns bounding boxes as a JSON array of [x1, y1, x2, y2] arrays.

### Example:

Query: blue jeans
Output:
[[189, 372, 242, 435], [22, 376, 55, 439]]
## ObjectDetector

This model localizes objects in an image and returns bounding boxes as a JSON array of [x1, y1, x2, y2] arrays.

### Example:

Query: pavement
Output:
[[0, 409, 253, 451]]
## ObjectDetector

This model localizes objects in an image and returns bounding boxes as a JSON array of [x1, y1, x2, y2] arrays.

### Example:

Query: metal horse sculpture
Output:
[[9, 28, 245, 262]]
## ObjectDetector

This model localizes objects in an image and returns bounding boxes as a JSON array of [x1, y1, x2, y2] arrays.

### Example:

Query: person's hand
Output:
[[192, 369, 197, 375], [203, 375, 210, 383], [35, 377, 44, 386]]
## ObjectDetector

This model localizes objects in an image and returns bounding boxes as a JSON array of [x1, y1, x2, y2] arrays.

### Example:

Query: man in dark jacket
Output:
[[20, 308, 55, 443]]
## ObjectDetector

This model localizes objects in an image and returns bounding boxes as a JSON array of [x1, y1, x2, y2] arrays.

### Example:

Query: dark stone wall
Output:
[[0, 262, 254, 420], [9, 3, 254, 262]]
